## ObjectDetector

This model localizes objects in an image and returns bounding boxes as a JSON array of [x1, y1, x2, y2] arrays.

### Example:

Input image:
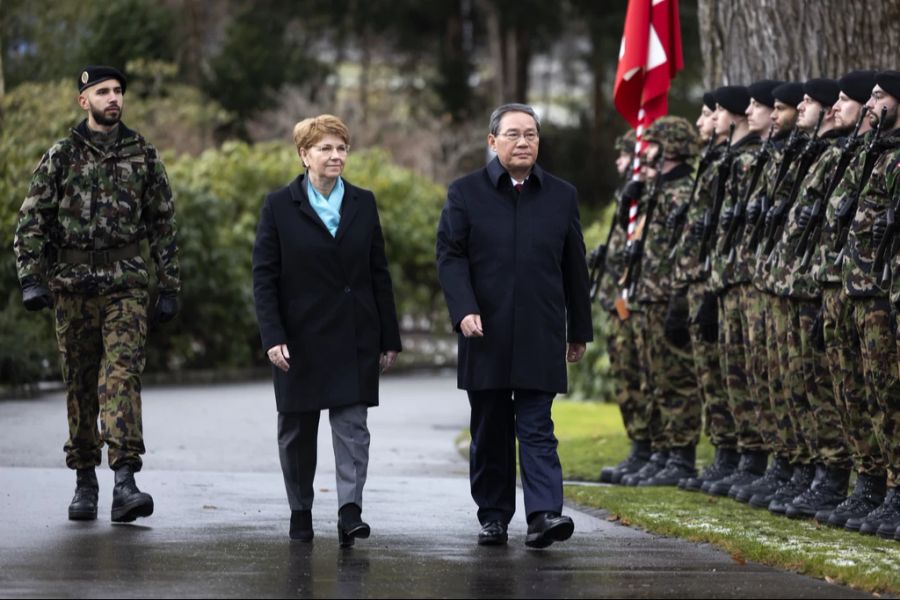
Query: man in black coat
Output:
[[436, 103, 593, 548]]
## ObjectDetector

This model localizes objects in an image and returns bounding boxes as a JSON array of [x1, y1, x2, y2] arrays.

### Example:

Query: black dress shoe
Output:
[[478, 521, 508, 546], [337, 503, 370, 548], [525, 512, 574, 549], [290, 510, 313, 542]]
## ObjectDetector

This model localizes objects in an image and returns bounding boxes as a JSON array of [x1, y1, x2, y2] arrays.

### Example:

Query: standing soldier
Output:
[[838, 70, 900, 537], [625, 116, 703, 486], [597, 131, 655, 484], [671, 92, 740, 492], [763, 79, 854, 520], [13, 66, 180, 522], [811, 70, 876, 527]]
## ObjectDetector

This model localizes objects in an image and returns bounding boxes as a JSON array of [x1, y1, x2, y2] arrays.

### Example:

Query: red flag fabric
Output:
[[614, 0, 684, 129]]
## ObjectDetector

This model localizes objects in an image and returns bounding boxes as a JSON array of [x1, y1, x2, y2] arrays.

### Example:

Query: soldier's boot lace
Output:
[[111, 464, 154, 523], [855, 487, 900, 536], [740, 455, 793, 505], [826, 472, 886, 528], [621, 450, 668, 486], [768, 463, 816, 515], [786, 464, 850, 519], [638, 446, 697, 487], [680, 446, 739, 491], [705, 450, 768, 497]]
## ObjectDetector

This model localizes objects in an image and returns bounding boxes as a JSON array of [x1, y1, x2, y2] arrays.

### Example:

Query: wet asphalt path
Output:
[[0, 373, 870, 598]]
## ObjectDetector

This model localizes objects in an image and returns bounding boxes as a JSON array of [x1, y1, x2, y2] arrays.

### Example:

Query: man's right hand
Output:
[[22, 282, 52, 311], [460, 314, 484, 338]]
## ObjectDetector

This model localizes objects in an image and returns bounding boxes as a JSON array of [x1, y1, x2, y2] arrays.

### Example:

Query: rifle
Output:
[[697, 123, 736, 272], [589, 169, 633, 300], [667, 134, 718, 253], [760, 109, 827, 259], [832, 106, 889, 265], [874, 175, 900, 287], [617, 149, 667, 301], [795, 106, 869, 271], [722, 123, 776, 266], [748, 126, 805, 255]]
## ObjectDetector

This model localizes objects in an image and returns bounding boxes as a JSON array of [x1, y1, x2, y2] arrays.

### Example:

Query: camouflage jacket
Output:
[[768, 132, 841, 299], [887, 162, 900, 305], [841, 128, 900, 298], [814, 131, 870, 285], [635, 163, 694, 303], [673, 143, 725, 285], [749, 138, 785, 291], [13, 120, 179, 296], [708, 133, 761, 293], [597, 183, 629, 312]]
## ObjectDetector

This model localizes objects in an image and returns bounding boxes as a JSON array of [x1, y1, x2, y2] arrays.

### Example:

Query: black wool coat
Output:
[[252, 174, 402, 412], [436, 158, 593, 393]]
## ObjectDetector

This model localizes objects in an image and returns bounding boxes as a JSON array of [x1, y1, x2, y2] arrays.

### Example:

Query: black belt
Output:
[[57, 243, 141, 267]]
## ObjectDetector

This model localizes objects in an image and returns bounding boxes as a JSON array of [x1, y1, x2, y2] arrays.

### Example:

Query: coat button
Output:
[[344, 286, 351, 293]]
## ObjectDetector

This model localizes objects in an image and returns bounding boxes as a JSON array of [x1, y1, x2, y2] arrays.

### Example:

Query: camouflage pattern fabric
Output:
[[672, 144, 725, 284], [719, 286, 766, 452], [764, 294, 811, 464], [56, 288, 149, 471], [629, 311, 664, 449], [750, 140, 785, 292], [597, 189, 629, 313], [687, 282, 737, 449], [739, 286, 780, 453], [607, 312, 650, 443], [14, 120, 180, 295], [634, 303, 701, 449]]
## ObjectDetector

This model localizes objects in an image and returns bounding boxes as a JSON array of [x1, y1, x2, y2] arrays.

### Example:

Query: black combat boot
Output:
[[785, 465, 850, 519], [680, 447, 739, 491], [111, 464, 154, 523], [852, 488, 900, 536], [639, 446, 696, 487], [825, 472, 886, 528], [621, 450, 669, 486], [600, 440, 652, 484], [68, 467, 99, 521], [768, 463, 815, 515], [739, 455, 793, 505], [337, 503, 370, 548], [705, 451, 768, 497], [290, 510, 313, 542]]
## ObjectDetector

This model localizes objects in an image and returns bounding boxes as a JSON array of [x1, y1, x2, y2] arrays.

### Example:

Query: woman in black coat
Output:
[[252, 114, 401, 546]]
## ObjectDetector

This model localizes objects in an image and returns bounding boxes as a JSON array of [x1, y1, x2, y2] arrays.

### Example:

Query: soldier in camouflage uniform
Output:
[[888, 139, 900, 542], [671, 92, 740, 492], [701, 86, 769, 497], [762, 80, 856, 520], [12, 66, 180, 523], [620, 116, 703, 487], [597, 131, 655, 484], [837, 71, 900, 538], [810, 71, 877, 527]]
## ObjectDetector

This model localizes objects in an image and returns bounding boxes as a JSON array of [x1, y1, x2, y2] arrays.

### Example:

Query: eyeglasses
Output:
[[311, 144, 350, 155], [498, 131, 539, 143]]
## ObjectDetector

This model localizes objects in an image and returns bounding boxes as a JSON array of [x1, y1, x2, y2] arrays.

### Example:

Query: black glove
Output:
[[872, 212, 890, 248], [151, 291, 180, 326], [693, 291, 719, 343], [720, 207, 735, 232], [588, 244, 607, 267], [797, 205, 813, 231], [689, 220, 705, 241], [810, 306, 825, 352], [746, 198, 762, 226], [664, 292, 691, 348], [764, 204, 778, 231], [22, 281, 52, 311], [618, 180, 644, 228]]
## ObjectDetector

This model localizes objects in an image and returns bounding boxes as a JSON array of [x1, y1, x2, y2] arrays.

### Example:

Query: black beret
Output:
[[703, 91, 716, 111], [773, 82, 804, 108], [839, 70, 876, 104], [748, 80, 783, 108], [713, 85, 750, 115], [78, 65, 127, 94], [875, 70, 900, 101], [803, 78, 840, 107]]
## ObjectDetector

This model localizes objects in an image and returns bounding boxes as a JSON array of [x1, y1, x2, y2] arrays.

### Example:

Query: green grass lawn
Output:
[[554, 400, 900, 595]]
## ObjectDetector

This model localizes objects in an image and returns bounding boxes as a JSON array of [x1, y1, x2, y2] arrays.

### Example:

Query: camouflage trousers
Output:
[[766, 295, 813, 465], [719, 285, 766, 452], [686, 283, 736, 449], [607, 309, 650, 443], [836, 296, 900, 479], [55, 288, 148, 471], [776, 296, 852, 469], [634, 302, 701, 449], [824, 286, 884, 476], [741, 286, 781, 456]]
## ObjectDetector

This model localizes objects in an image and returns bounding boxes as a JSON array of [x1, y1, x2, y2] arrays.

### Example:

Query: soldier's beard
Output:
[[91, 105, 121, 127], [872, 104, 898, 131]]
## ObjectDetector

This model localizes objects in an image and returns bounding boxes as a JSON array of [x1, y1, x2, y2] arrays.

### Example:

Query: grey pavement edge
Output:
[[0, 374, 872, 598]]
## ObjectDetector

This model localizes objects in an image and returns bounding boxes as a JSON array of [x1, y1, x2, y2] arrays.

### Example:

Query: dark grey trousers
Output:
[[277, 404, 369, 511]]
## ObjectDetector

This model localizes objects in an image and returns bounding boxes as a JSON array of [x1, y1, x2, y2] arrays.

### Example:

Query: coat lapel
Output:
[[334, 185, 360, 243], [289, 175, 332, 234]]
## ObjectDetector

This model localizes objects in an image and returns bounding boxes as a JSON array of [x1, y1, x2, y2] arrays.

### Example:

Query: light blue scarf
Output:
[[306, 176, 344, 237]]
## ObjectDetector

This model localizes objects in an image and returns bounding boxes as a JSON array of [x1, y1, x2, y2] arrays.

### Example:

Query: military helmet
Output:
[[643, 116, 700, 160], [615, 129, 637, 154]]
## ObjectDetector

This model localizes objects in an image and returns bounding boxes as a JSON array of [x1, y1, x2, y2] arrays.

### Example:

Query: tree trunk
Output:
[[698, 0, 900, 86]]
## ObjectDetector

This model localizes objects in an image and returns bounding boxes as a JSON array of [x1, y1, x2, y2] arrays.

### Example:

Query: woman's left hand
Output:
[[380, 351, 398, 373]]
